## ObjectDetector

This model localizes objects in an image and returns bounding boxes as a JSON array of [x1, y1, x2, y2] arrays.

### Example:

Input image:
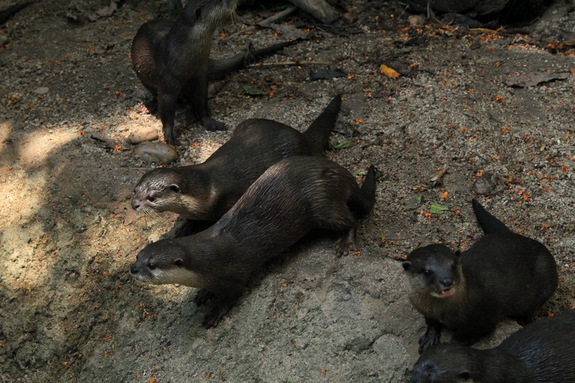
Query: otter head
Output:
[[132, 168, 200, 217], [184, 0, 239, 26], [130, 239, 203, 288], [403, 244, 462, 299], [410, 343, 481, 383]]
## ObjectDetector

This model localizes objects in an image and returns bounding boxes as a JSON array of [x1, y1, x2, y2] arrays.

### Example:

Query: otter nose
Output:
[[130, 264, 138, 275], [440, 278, 453, 288]]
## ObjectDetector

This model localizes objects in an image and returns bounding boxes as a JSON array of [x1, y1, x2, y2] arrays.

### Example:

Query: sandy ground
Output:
[[1, 0, 574, 382]]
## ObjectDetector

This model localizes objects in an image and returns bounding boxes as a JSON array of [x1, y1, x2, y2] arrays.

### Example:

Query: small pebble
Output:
[[133, 142, 178, 164], [34, 87, 49, 95], [408, 15, 426, 26], [127, 126, 159, 144], [473, 172, 498, 195]]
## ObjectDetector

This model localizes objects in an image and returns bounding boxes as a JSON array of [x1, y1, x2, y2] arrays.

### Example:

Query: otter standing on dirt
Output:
[[131, 0, 297, 145], [403, 199, 558, 354], [130, 156, 376, 328], [132, 95, 341, 235], [410, 310, 575, 383]]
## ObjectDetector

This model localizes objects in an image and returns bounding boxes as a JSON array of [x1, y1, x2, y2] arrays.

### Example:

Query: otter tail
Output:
[[472, 199, 511, 234], [351, 165, 377, 218], [208, 39, 302, 81], [302, 94, 342, 156], [0, 1, 31, 24]]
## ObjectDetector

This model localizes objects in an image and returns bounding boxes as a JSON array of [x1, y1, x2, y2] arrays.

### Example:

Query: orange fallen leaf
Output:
[[380, 64, 400, 79]]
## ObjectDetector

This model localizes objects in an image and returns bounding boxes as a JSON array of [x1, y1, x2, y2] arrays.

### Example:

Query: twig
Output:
[[247, 60, 331, 68], [257, 5, 298, 27]]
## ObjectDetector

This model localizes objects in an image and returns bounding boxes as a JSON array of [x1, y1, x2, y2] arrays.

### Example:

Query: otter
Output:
[[130, 156, 376, 328], [410, 310, 575, 383], [131, 0, 297, 145], [403, 199, 558, 353], [131, 0, 299, 145], [132, 94, 341, 235]]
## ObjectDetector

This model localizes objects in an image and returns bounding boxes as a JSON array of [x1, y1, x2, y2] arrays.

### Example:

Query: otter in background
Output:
[[410, 310, 575, 383], [403, 199, 557, 353], [131, 0, 298, 145], [132, 95, 341, 236], [130, 156, 376, 328]]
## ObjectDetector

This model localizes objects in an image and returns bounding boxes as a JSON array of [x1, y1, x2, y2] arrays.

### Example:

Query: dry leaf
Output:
[[380, 64, 400, 79]]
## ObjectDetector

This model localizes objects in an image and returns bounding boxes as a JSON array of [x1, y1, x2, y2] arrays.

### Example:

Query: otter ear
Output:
[[454, 250, 461, 258], [174, 258, 184, 267], [458, 370, 472, 380], [169, 184, 181, 193], [402, 261, 412, 271]]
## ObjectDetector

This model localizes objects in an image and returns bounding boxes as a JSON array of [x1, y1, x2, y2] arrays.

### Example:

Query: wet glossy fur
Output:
[[403, 200, 558, 353], [131, 0, 237, 144], [132, 95, 341, 230], [411, 310, 575, 383], [131, 156, 376, 328]]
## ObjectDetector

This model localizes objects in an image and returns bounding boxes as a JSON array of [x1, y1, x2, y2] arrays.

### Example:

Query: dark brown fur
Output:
[[130, 156, 376, 328], [403, 200, 558, 353], [410, 310, 575, 383], [131, 0, 298, 145], [132, 95, 341, 234]]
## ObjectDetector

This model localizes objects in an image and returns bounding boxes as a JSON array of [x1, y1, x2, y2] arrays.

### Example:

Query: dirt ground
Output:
[[1, 0, 574, 382]]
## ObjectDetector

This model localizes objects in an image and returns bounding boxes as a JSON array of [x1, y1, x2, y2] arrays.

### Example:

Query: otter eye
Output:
[[148, 262, 157, 270], [423, 268, 432, 277], [169, 185, 180, 193], [195, 8, 202, 18], [147, 195, 156, 202]]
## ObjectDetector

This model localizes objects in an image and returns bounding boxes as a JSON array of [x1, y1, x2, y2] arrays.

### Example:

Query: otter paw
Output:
[[163, 132, 180, 147], [418, 332, 440, 354], [202, 306, 231, 329], [334, 237, 354, 256], [202, 117, 227, 131], [194, 289, 215, 306]]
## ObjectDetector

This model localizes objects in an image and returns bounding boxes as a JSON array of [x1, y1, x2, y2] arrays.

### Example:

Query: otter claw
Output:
[[202, 305, 231, 329], [194, 289, 214, 306]]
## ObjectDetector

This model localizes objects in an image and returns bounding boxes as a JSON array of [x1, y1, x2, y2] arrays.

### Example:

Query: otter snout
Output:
[[131, 198, 141, 211], [440, 278, 453, 288]]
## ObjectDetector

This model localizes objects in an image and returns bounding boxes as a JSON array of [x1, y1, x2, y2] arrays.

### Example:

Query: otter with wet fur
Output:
[[403, 199, 557, 354], [131, 0, 297, 145], [132, 95, 341, 235], [410, 310, 575, 383], [130, 156, 376, 328]]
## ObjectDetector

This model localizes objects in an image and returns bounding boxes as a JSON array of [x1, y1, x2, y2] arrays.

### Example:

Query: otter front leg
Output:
[[158, 90, 179, 146], [201, 285, 244, 329], [419, 317, 443, 354], [193, 289, 215, 306]]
